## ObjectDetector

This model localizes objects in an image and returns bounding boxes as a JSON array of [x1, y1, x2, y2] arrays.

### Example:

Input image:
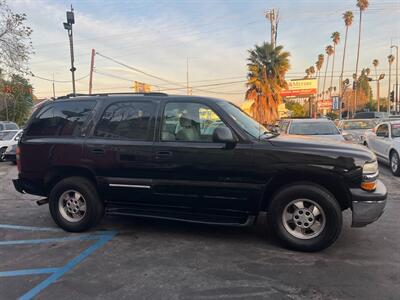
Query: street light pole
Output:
[[63, 6, 76, 96], [391, 45, 399, 114]]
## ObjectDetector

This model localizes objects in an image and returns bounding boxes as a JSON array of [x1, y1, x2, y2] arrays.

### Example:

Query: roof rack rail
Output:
[[56, 92, 168, 100]]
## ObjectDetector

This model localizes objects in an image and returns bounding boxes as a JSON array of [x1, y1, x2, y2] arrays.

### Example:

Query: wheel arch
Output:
[[44, 166, 98, 195], [389, 148, 398, 158], [261, 171, 351, 212]]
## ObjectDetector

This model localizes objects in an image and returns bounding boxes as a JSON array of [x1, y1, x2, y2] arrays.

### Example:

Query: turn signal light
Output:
[[361, 181, 377, 191]]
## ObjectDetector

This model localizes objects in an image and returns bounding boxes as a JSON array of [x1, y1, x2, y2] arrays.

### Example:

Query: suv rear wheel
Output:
[[267, 183, 342, 252], [49, 177, 104, 232]]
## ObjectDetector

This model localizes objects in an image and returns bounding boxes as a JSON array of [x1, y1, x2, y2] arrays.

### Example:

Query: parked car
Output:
[[13, 93, 387, 252], [280, 118, 345, 141], [0, 121, 19, 132], [0, 130, 23, 161], [354, 111, 388, 120], [365, 120, 400, 176], [3, 144, 17, 164], [337, 119, 378, 144]]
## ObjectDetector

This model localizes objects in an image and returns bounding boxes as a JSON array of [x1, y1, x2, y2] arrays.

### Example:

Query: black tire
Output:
[[12, 161, 17, 165], [49, 176, 104, 232], [390, 151, 400, 176], [267, 183, 342, 252], [0, 147, 6, 162]]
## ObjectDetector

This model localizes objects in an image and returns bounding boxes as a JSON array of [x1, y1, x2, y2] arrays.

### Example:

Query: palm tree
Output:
[[388, 54, 395, 113], [245, 42, 290, 124], [373, 59, 380, 110], [340, 11, 354, 115], [309, 66, 316, 78], [322, 45, 334, 100], [373, 59, 379, 77], [330, 32, 340, 96], [354, 0, 369, 113], [315, 54, 324, 104], [305, 67, 311, 79]]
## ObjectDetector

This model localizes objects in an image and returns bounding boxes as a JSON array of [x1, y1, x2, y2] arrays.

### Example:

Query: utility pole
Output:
[[186, 57, 189, 95], [89, 49, 95, 95], [388, 58, 392, 115], [265, 9, 279, 48], [63, 5, 76, 96], [52, 73, 56, 99], [391, 45, 399, 114]]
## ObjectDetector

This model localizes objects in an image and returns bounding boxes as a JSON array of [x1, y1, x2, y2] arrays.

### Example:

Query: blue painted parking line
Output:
[[0, 235, 99, 246], [0, 268, 60, 277], [0, 224, 63, 232], [0, 224, 117, 300]]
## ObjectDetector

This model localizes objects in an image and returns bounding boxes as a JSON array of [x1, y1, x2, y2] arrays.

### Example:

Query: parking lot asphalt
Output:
[[0, 162, 399, 300]]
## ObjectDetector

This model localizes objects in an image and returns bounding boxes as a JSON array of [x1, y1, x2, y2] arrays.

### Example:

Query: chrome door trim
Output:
[[109, 183, 151, 189]]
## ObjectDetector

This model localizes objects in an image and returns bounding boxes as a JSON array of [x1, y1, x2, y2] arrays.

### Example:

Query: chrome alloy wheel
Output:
[[282, 199, 326, 240], [391, 152, 399, 173], [58, 190, 87, 222]]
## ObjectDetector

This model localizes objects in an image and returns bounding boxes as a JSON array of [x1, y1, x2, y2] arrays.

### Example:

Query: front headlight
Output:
[[363, 160, 378, 175], [361, 161, 379, 191], [343, 132, 355, 141]]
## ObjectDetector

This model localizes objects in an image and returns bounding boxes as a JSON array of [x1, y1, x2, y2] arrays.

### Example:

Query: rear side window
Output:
[[94, 101, 155, 140], [0, 124, 3, 131], [5, 123, 18, 130], [26, 101, 96, 137]]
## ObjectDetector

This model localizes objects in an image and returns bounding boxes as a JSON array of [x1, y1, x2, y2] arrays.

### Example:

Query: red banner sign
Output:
[[280, 88, 317, 97], [317, 99, 333, 110]]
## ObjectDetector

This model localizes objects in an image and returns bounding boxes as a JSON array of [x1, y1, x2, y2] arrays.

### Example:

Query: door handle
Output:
[[155, 151, 172, 160], [91, 148, 105, 155]]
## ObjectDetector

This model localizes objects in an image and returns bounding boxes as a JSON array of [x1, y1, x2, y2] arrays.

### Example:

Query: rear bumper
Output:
[[350, 180, 387, 227], [3, 153, 16, 162], [12, 178, 45, 196]]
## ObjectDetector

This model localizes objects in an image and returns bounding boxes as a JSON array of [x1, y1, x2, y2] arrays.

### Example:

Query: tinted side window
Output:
[[5, 123, 18, 130], [376, 124, 389, 137], [26, 101, 96, 137], [0, 124, 3, 131], [161, 102, 227, 142], [94, 101, 155, 140]]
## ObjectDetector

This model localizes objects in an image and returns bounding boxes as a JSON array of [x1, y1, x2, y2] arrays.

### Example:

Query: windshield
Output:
[[218, 102, 269, 138], [289, 121, 339, 135], [392, 123, 400, 138], [342, 120, 376, 130], [0, 131, 18, 141]]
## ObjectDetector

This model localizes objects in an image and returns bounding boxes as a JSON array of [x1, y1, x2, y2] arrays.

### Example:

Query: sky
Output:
[[8, 0, 400, 104]]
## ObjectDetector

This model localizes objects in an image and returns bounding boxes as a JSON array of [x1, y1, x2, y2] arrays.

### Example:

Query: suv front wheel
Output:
[[267, 183, 342, 252], [49, 177, 104, 232]]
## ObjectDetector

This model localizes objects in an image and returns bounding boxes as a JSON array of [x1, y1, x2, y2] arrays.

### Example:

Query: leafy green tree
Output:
[[0, 73, 33, 124], [0, 0, 33, 73], [286, 101, 307, 118]]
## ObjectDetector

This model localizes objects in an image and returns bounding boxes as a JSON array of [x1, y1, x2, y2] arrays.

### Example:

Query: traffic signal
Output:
[[390, 91, 395, 102], [353, 81, 357, 90]]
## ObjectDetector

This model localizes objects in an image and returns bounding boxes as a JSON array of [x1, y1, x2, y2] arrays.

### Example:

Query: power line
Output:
[[95, 52, 187, 88], [30, 73, 90, 83], [94, 69, 246, 90]]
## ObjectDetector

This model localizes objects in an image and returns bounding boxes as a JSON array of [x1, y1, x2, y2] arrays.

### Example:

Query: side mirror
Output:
[[212, 127, 237, 148]]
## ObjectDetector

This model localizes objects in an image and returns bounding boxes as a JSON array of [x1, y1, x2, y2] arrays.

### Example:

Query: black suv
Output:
[[13, 93, 387, 251]]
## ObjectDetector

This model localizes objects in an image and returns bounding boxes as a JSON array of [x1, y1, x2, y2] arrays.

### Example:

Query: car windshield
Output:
[[289, 121, 339, 135], [342, 120, 376, 130], [392, 123, 400, 138], [0, 131, 18, 140], [218, 101, 270, 138]]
